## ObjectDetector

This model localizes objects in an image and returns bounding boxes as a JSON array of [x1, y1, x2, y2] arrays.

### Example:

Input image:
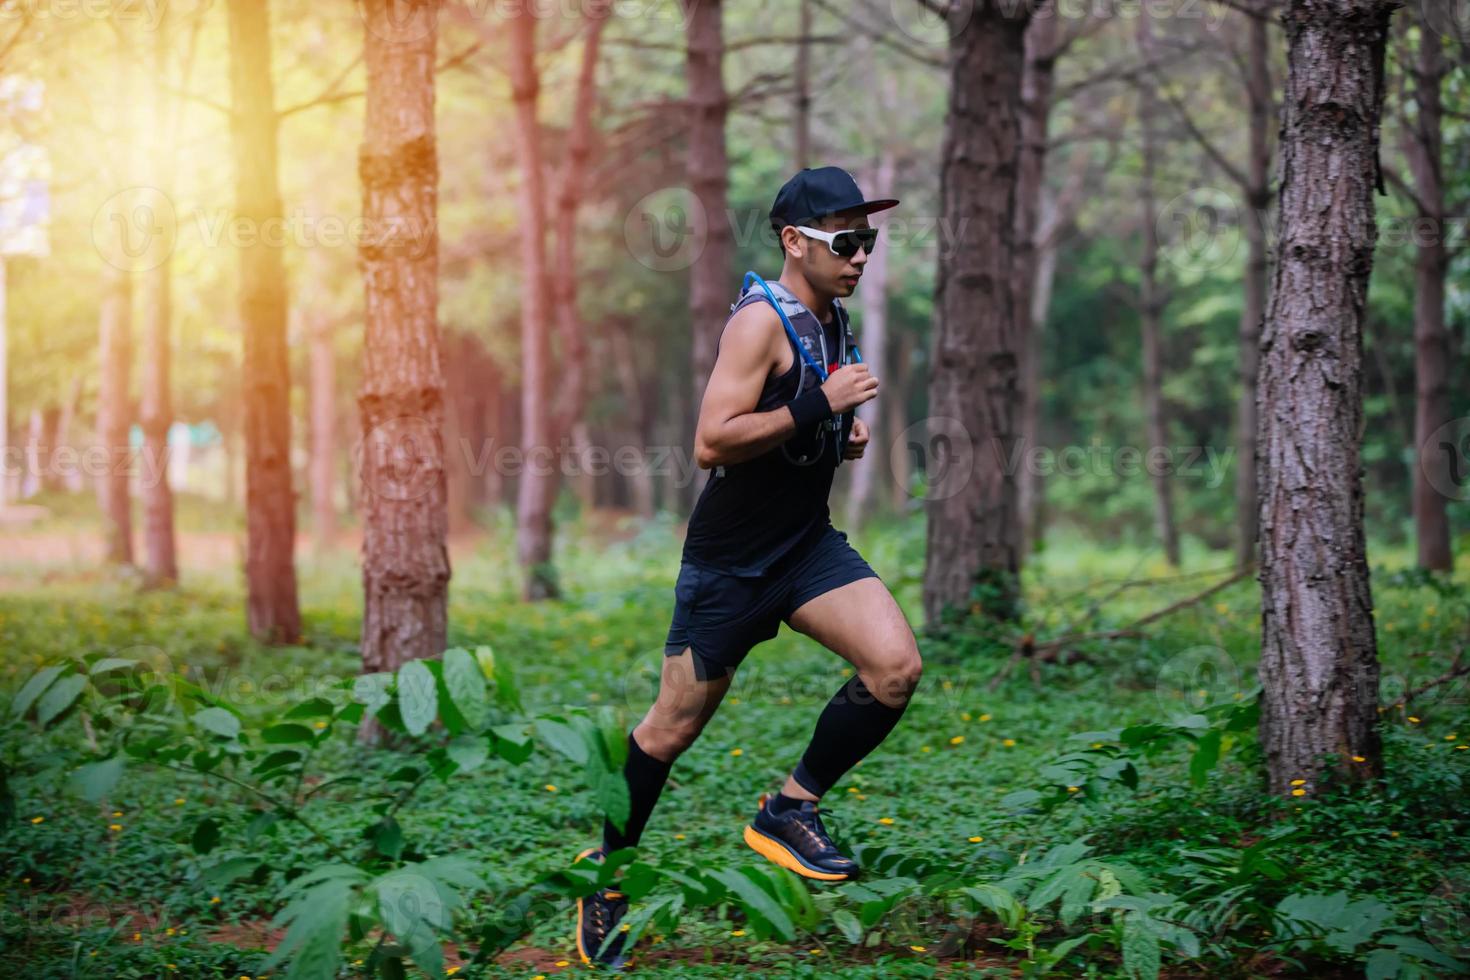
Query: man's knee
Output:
[[863, 644, 923, 707], [635, 716, 704, 761]]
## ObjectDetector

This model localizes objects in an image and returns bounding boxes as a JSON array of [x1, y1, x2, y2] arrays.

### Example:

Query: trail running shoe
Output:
[[743, 792, 860, 881], [574, 846, 632, 970]]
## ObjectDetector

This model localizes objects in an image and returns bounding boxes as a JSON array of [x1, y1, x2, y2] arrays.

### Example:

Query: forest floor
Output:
[[1, 493, 1466, 978]]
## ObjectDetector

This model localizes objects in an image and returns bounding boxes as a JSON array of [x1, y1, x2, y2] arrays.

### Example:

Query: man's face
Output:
[[783, 208, 872, 298]]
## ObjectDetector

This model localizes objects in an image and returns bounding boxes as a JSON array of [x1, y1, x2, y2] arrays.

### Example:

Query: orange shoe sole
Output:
[[742, 823, 856, 881]]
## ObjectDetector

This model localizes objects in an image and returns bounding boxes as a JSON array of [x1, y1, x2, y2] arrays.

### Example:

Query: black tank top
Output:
[[682, 278, 857, 577]]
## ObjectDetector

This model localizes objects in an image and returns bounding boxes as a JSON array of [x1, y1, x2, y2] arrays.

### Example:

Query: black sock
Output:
[[601, 729, 674, 853], [766, 791, 804, 816], [791, 674, 911, 797]]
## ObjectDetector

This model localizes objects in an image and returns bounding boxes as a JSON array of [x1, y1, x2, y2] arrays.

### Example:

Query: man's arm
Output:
[[693, 302, 801, 469]]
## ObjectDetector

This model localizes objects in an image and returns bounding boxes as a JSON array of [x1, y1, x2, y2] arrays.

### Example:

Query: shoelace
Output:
[[589, 889, 625, 932]]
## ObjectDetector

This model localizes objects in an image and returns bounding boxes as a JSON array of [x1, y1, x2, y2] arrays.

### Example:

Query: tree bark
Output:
[[1015, 4, 1059, 558], [508, 6, 560, 600], [357, 0, 449, 698], [922, 0, 1034, 629], [308, 302, 337, 552], [1235, 9, 1273, 573], [1256, 0, 1393, 797], [793, 0, 812, 168], [608, 317, 656, 518], [889, 331, 913, 512], [844, 146, 896, 530], [1403, 0, 1453, 572], [1135, 12, 1180, 568], [97, 31, 135, 566], [141, 23, 178, 588], [227, 0, 300, 642], [683, 0, 731, 508]]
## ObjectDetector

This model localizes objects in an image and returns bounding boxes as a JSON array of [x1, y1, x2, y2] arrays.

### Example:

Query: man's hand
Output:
[[843, 416, 870, 460], [820, 363, 879, 414]]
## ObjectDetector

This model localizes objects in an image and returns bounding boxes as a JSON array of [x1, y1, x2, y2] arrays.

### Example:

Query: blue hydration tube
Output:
[[743, 271, 864, 380], [742, 270, 863, 463]]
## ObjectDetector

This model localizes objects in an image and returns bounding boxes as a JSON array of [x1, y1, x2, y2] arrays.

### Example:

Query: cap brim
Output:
[[854, 198, 900, 215]]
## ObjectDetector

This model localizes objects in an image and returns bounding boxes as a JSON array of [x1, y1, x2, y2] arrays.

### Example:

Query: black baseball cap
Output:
[[769, 166, 900, 234]]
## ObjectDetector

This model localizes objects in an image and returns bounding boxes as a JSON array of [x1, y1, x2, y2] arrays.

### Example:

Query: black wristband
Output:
[[787, 385, 833, 430]]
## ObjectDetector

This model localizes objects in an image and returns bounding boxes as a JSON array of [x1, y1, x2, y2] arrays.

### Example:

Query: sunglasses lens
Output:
[[834, 230, 878, 257]]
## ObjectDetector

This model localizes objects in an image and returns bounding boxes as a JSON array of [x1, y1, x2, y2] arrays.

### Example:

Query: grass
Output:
[[1, 496, 1467, 978]]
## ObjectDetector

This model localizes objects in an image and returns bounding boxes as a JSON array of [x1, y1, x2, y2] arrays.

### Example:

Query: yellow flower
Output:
[[1445, 734, 1457, 740], [1214, 603, 1228, 614], [841, 667, 852, 677], [979, 713, 992, 722], [941, 680, 953, 691], [674, 834, 686, 840], [949, 735, 964, 745], [30, 816, 43, 824], [1291, 788, 1305, 796], [1352, 755, 1366, 762], [730, 748, 743, 756], [314, 721, 327, 729], [133, 932, 141, 941], [109, 824, 123, 832], [879, 817, 895, 825], [544, 784, 557, 792], [1408, 715, 1420, 723], [856, 794, 867, 800], [921, 745, 932, 753], [555, 961, 570, 967], [808, 948, 824, 955], [210, 896, 221, 904], [731, 929, 746, 937], [446, 968, 461, 976], [1066, 786, 1080, 793], [968, 836, 984, 843], [1290, 778, 1306, 786], [174, 798, 186, 805], [910, 944, 928, 951], [1456, 745, 1468, 750], [730, 697, 741, 705], [961, 712, 972, 721], [166, 927, 175, 936], [1091, 742, 1103, 749], [847, 786, 859, 793], [1390, 830, 1400, 837], [112, 810, 123, 817], [1002, 738, 1016, 747]]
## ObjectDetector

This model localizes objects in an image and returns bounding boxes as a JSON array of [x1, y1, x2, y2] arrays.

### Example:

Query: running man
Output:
[[576, 167, 924, 969]]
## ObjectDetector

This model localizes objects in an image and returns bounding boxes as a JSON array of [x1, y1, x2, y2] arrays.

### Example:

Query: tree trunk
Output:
[[357, 0, 450, 708], [889, 331, 913, 512], [683, 0, 731, 507], [1136, 12, 1180, 568], [793, 0, 812, 168], [1404, 0, 1453, 572], [1256, 0, 1393, 797], [844, 146, 896, 530], [609, 317, 656, 518], [1235, 10, 1273, 573], [309, 304, 337, 552], [508, 6, 560, 601], [1014, 5, 1058, 559], [141, 24, 178, 588], [227, 0, 300, 642], [98, 235, 134, 565], [922, 0, 1033, 629]]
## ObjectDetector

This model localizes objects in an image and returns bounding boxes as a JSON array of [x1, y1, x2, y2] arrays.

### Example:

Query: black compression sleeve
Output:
[[787, 386, 833, 430]]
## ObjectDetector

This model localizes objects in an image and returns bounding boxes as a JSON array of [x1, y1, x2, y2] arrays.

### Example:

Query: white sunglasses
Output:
[[794, 224, 879, 258]]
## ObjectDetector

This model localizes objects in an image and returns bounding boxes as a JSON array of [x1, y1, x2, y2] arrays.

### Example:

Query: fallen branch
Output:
[[990, 567, 1253, 690]]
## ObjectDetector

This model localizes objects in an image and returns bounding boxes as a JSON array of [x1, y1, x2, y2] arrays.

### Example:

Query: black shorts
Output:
[[663, 524, 881, 681]]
